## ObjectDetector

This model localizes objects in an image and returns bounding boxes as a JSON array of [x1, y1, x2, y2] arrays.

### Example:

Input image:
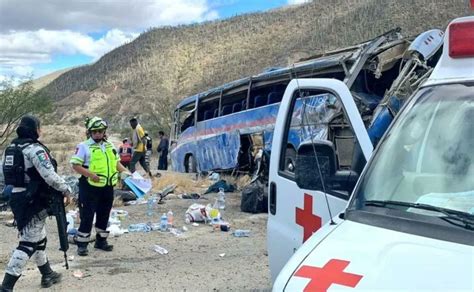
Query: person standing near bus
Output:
[[129, 117, 152, 176], [144, 132, 153, 172], [70, 117, 131, 256], [157, 131, 169, 170]]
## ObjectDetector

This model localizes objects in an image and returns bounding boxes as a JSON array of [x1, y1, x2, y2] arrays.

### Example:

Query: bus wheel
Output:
[[185, 155, 197, 173], [285, 147, 296, 173]]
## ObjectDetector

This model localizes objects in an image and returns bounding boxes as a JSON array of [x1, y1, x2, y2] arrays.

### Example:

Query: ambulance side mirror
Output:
[[295, 141, 337, 191]]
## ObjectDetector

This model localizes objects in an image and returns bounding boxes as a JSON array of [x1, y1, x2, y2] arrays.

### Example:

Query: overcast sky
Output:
[[0, 0, 311, 81]]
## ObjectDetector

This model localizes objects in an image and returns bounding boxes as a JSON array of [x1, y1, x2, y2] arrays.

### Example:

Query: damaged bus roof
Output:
[[176, 44, 367, 109]]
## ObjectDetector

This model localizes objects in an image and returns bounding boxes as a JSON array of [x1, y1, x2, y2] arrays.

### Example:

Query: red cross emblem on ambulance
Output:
[[296, 193, 322, 242], [294, 259, 363, 292]]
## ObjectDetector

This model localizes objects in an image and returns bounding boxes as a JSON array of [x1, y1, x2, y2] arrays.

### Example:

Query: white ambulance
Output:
[[269, 16, 474, 290]]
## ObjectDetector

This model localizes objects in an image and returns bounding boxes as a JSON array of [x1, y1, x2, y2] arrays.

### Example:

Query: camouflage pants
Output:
[[145, 150, 152, 170], [5, 211, 48, 277]]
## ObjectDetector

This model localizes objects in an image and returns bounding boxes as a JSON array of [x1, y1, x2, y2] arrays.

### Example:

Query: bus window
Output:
[[221, 90, 247, 116], [198, 94, 220, 122], [180, 111, 194, 133], [177, 102, 196, 133], [250, 82, 288, 108]]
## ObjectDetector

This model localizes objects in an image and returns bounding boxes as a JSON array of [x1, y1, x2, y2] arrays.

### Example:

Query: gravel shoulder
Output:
[[0, 175, 272, 291]]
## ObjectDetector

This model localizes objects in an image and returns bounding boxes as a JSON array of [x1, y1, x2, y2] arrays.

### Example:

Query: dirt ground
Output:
[[0, 172, 272, 291]]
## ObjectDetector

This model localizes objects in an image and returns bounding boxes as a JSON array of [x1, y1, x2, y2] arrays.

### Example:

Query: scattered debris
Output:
[[153, 245, 169, 255], [169, 228, 183, 237], [156, 184, 177, 204], [203, 180, 236, 194], [108, 224, 129, 237], [179, 193, 201, 199], [73, 270, 84, 279], [240, 177, 268, 213], [208, 172, 220, 181], [128, 223, 152, 233], [233, 230, 251, 237]]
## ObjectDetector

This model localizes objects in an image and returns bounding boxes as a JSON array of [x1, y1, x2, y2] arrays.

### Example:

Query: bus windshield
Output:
[[352, 83, 474, 217]]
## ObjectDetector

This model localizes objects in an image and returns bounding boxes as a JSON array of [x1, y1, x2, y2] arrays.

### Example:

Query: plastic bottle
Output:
[[128, 223, 151, 233], [217, 188, 226, 210], [153, 244, 169, 255], [147, 197, 154, 217], [160, 213, 168, 231], [167, 210, 174, 228], [233, 229, 251, 237]]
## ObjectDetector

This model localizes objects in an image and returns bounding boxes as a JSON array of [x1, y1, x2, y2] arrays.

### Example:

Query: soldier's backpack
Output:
[[3, 142, 28, 187]]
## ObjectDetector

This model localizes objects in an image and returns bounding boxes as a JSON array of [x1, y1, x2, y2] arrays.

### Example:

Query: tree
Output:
[[0, 77, 52, 145]]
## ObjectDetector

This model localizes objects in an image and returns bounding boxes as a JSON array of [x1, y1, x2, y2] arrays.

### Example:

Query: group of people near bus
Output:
[[119, 117, 169, 176]]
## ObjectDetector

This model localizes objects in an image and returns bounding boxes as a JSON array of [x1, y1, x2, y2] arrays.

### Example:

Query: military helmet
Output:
[[87, 117, 108, 131]]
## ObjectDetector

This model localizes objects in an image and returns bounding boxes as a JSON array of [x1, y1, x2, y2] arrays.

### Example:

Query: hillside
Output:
[[31, 68, 72, 90], [42, 0, 473, 132]]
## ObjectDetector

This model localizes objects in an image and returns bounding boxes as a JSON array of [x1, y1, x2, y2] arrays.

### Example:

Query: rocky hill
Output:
[[41, 0, 473, 133]]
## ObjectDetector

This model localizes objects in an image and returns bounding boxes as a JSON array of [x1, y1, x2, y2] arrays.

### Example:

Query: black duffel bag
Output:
[[240, 178, 268, 213]]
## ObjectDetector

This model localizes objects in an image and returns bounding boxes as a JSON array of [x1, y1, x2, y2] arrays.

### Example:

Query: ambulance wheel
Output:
[[185, 155, 197, 173]]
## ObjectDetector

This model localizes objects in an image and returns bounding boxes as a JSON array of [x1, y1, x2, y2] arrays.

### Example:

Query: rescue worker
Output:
[[129, 117, 152, 176], [0, 115, 72, 291], [118, 138, 132, 169], [144, 132, 152, 172], [70, 117, 130, 256]]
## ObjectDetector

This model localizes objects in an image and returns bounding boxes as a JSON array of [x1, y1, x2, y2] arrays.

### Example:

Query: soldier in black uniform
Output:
[[0, 116, 71, 291]]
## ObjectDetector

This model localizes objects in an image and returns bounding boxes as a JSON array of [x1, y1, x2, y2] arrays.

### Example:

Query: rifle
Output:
[[49, 188, 69, 269]]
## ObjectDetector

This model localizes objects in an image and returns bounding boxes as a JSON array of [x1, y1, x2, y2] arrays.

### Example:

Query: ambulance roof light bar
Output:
[[422, 16, 474, 87], [449, 20, 474, 58]]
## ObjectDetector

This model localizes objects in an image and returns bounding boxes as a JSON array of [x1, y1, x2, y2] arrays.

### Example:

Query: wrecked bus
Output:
[[170, 27, 442, 174]]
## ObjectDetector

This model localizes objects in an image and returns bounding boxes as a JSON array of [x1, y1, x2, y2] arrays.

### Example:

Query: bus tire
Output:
[[185, 154, 197, 173], [285, 147, 296, 173]]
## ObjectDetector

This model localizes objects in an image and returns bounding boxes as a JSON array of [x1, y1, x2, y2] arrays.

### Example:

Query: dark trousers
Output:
[[78, 178, 114, 235], [120, 161, 130, 169], [130, 151, 149, 173], [158, 150, 168, 170]]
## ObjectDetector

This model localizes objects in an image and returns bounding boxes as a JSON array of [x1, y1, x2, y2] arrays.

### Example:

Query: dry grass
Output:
[[152, 172, 210, 195]]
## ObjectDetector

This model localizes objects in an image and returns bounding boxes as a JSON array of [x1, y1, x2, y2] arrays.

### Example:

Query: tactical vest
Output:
[[3, 139, 57, 197], [88, 141, 118, 187], [3, 141, 29, 187]]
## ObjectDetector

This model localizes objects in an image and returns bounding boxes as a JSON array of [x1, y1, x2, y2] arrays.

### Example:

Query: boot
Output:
[[38, 262, 61, 288], [0, 273, 20, 292], [76, 241, 89, 256], [94, 233, 113, 251]]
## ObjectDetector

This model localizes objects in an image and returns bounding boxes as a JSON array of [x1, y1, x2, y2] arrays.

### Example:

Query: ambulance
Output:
[[269, 16, 474, 290]]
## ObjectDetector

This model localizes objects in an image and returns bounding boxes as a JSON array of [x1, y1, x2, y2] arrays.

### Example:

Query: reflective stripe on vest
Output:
[[88, 142, 118, 187]]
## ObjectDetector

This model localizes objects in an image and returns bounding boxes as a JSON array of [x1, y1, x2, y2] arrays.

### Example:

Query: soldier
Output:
[[0, 115, 72, 291], [70, 117, 131, 256]]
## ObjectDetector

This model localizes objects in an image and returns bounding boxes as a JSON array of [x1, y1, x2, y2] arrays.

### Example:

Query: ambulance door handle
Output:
[[269, 182, 277, 215]]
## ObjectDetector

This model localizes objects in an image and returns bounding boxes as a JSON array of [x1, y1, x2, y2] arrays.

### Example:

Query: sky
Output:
[[0, 0, 311, 82]]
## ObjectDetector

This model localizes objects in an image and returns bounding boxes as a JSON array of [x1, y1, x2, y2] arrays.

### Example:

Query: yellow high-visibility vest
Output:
[[88, 142, 118, 187]]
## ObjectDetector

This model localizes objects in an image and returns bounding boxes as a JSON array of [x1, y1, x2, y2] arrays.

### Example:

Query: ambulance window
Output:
[[279, 90, 341, 174], [353, 84, 474, 216]]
